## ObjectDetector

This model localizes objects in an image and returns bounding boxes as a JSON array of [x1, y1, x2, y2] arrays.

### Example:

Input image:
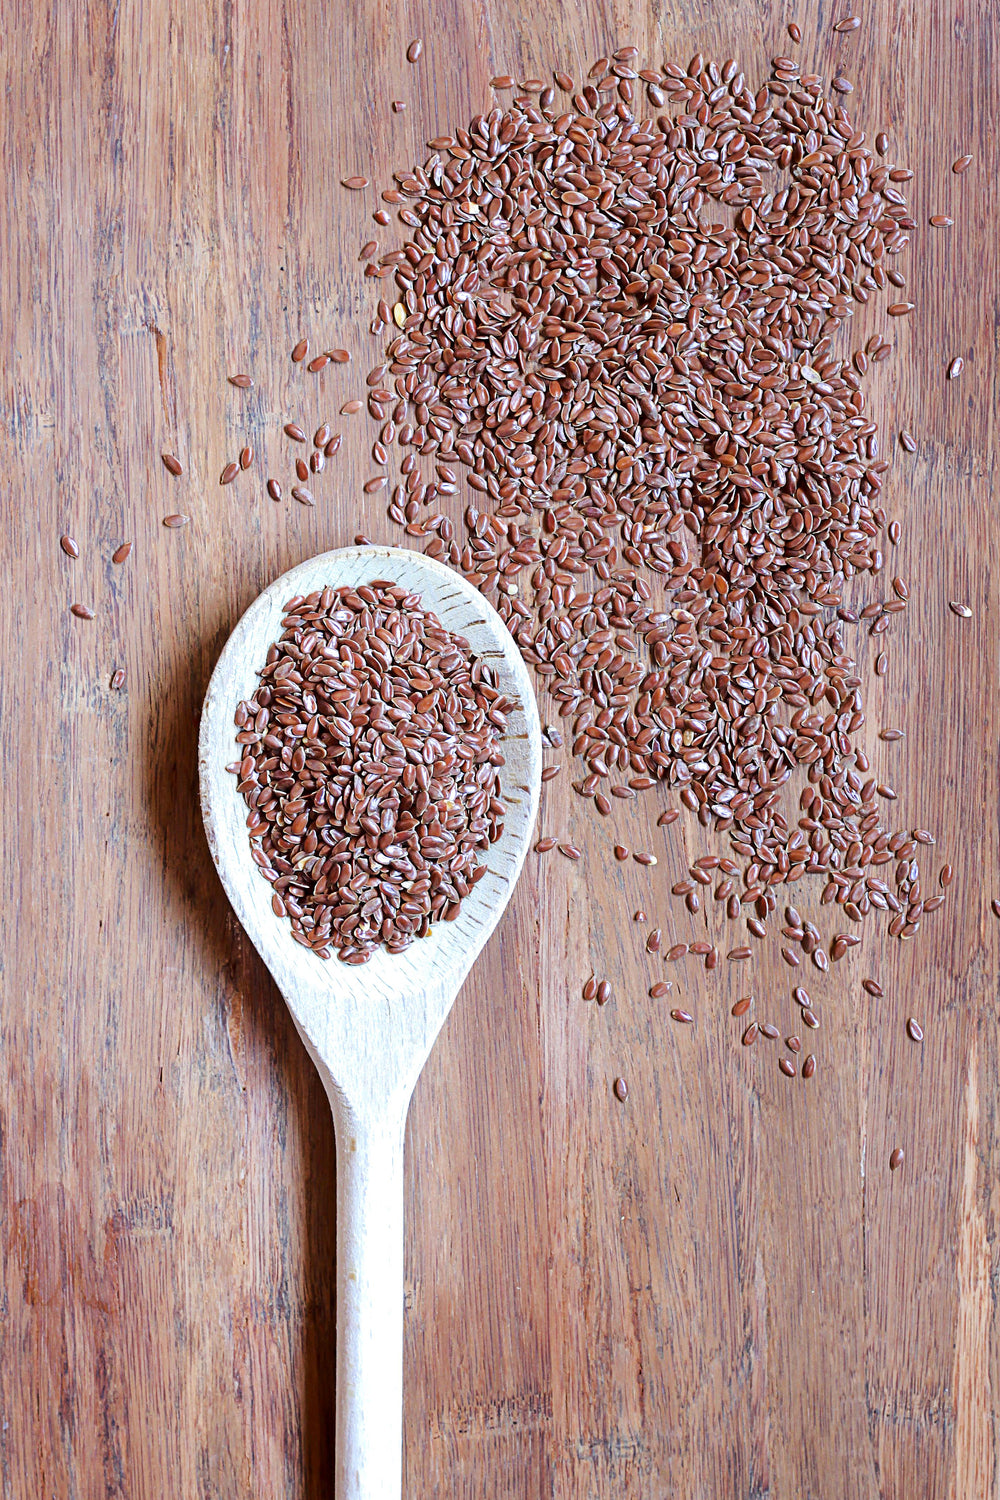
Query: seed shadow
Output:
[[143, 610, 337, 1496]]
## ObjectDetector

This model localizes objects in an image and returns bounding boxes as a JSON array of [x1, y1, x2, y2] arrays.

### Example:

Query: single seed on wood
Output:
[[341, 400, 363, 414], [229, 374, 253, 388], [60, 534, 79, 558], [649, 982, 670, 999], [947, 357, 964, 379], [613, 844, 629, 861], [952, 154, 974, 174], [760, 1023, 780, 1041], [325, 434, 343, 456], [875, 130, 889, 154], [949, 600, 972, 617], [646, 929, 661, 954], [929, 215, 953, 227], [802, 1055, 816, 1078], [732, 997, 752, 1017], [657, 809, 679, 827], [779, 1058, 796, 1077], [613, 1077, 628, 1102], [991, 899, 1000, 919], [534, 837, 556, 852], [267, 479, 282, 501], [70, 603, 94, 619], [728, 947, 752, 961], [833, 16, 861, 30], [862, 978, 883, 996], [112, 542, 132, 564], [162, 453, 183, 476], [220, 462, 239, 484], [163, 514, 190, 528], [284, 423, 306, 441], [541, 765, 560, 782], [742, 1022, 759, 1046], [889, 1147, 904, 1171], [291, 486, 315, 506], [596, 981, 611, 1005], [240, 446, 253, 470], [666, 944, 687, 961], [670, 1008, 693, 1024], [940, 865, 954, 887], [342, 175, 370, 189], [875, 653, 888, 675], [406, 38, 423, 62], [110, 668, 126, 689], [887, 302, 914, 316], [329, 349, 351, 363], [899, 431, 916, 452], [583, 976, 598, 1001], [786, 1036, 801, 1053], [787, 21, 801, 41], [634, 852, 657, 866], [802, 1009, 820, 1029], [308, 354, 331, 373], [832, 75, 853, 92], [291, 338, 309, 362], [392, 100, 405, 112], [558, 843, 582, 860], [490, 75, 514, 87], [633, 911, 646, 924], [906, 1017, 924, 1042]]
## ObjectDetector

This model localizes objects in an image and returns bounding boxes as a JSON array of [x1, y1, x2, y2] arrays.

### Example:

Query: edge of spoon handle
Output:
[[327, 1087, 409, 1500]]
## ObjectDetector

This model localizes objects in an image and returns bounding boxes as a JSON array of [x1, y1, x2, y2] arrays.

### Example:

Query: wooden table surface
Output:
[[3, 1, 998, 1495]]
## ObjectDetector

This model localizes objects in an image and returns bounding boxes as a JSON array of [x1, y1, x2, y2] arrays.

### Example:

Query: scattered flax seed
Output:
[[360, 241, 378, 260], [786, 1036, 801, 1053], [875, 130, 889, 154], [802, 1008, 820, 1030], [802, 1055, 816, 1078], [342, 175, 370, 189], [831, 75, 853, 93], [875, 652, 888, 675], [670, 1008, 694, 1023], [341, 400, 363, 415], [70, 603, 94, 619], [267, 479, 282, 502], [284, 423, 306, 442], [112, 542, 132, 564], [534, 837, 556, 852], [596, 980, 612, 1005], [991, 899, 1000, 919], [163, 514, 190, 528], [613, 845, 629, 860], [583, 976, 598, 1001], [558, 842, 582, 860], [649, 981, 670, 999], [110, 668, 126, 690], [613, 1077, 628, 1102], [906, 1017, 924, 1042], [889, 520, 902, 544], [732, 997, 752, 1017], [760, 1023, 780, 1040], [879, 728, 904, 741], [899, 431, 916, 453], [229, 374, 253, 388], [949, 601, 972, 618], [406, 38, 423, 62], [929, 215, 954, 227], [60, 534, 79, 558], [329, 349, 351, 363], [666, 943, 688, 961], [862, 978, 883, 997], [220, 462, 239, 485], [540, 765, 560, 782], [940, 865, 954, 887], [787, 21, 801, 41], [291, 338, 309, 363], [887, 302, 914, 316], [308, 354, 331, 373], [633, 851, 657, 866], [239, 446, 253, 470], [889, 1147, 904, 1171], [657, 809, 679, 827], [290, 486, 315, 506], [392, 100, 405, 113], [491, 75, 514, 88], [947, 357, 964, 379], [646, 928, 662, 954], [161, 453, 183, 476], [833, 16, 861, 30], [779, 1058, 796, 1077], [633, 911, 646, 924], [742, 1022, 759, 1046], [952, 154, 974, 174], [728, 946, 752, 961], [325, 434, 343, 456]]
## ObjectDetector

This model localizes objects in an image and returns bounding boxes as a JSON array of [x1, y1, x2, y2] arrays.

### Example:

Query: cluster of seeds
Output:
[[349, 45, 957, 963], [229, 581, 510, 962]]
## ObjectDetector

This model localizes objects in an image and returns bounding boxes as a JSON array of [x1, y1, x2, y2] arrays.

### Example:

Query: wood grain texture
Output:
[[1, 1, 997, 1496]]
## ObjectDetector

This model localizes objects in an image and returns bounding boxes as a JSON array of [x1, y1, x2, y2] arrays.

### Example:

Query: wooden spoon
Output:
[[199, 547, 541, 1498]]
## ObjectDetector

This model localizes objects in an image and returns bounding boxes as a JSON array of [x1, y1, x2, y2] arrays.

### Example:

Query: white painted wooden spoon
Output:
[[199, 546, 541, 1499]]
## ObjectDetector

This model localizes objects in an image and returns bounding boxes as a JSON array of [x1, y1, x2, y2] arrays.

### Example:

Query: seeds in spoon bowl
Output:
[[231, 581, 511, 963]]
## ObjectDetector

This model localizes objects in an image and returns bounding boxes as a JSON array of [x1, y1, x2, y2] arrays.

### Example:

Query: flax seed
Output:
[[163, 514, 190, 528], [60, 534, 79, 558], [952, 154, 974, 174], [220, 462, 239, 484], [406, 38, 423, 62], [229, 374, 253, 388], [162, 454, 183, 476], [110, 668, 126, 689], [70, 603, 94, 619], [112, 542, 132, 564], [889, 1146, 904, 1170], [802, 1054, 816, 1078], [291, 339, 309, 362], [671, 1008, 693, 1023], [613, 1076, 628, 1101]]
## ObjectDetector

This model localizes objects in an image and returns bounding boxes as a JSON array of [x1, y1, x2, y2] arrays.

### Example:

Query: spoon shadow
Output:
[[144, 612, 336, 1495]]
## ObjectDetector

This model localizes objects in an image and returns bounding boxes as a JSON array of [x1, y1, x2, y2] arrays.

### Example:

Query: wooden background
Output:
[[2, 0, 998, 1494]]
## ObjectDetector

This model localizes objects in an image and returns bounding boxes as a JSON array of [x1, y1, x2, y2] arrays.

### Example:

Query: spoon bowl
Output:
[[199, 546, 541, 1499]]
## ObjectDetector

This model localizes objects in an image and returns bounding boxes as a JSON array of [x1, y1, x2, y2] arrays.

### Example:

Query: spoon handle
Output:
[[329, 1091, 408, 1500]]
